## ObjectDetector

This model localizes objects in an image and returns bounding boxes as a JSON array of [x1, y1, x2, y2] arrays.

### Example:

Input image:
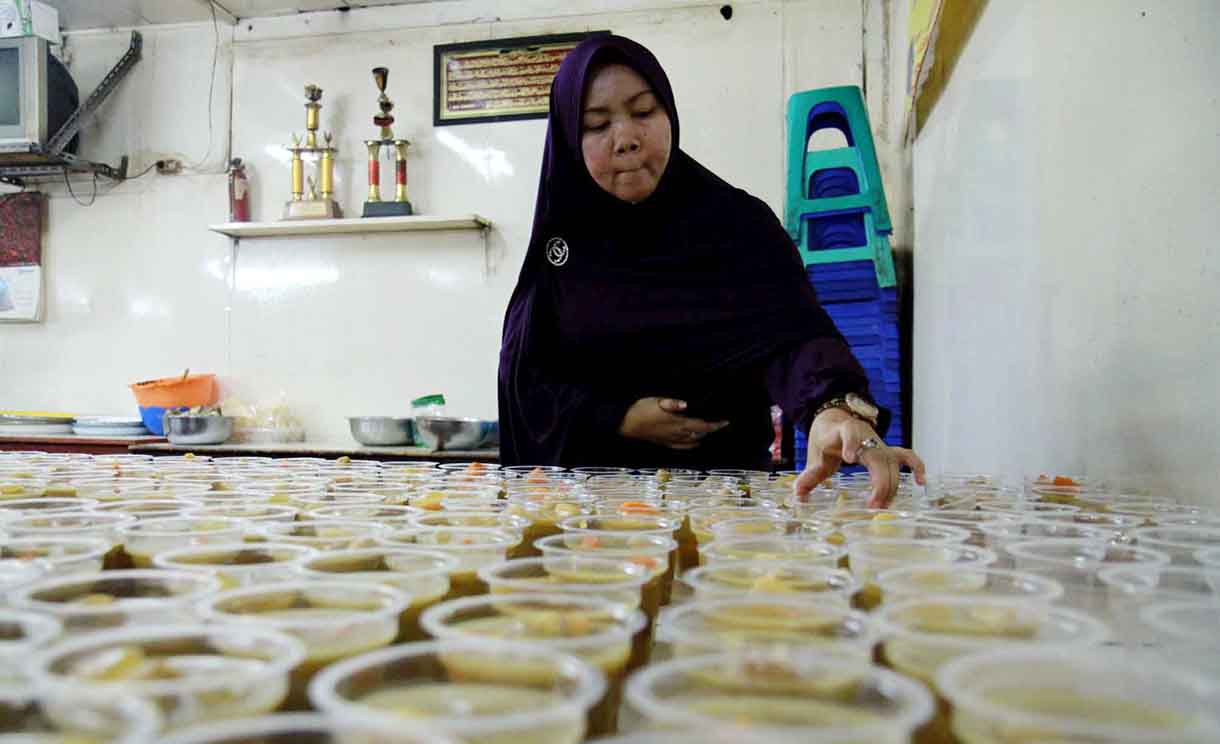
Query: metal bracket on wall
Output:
[[0, 31, 143, 188]]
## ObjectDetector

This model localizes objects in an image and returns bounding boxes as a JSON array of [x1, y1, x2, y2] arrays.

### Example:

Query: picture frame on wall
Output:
[[433, 31, 610, 126]]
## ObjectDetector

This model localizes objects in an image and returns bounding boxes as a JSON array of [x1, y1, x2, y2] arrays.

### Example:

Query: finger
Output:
[[892, 448, 927, 485], [863, 448, 899, 508], [684, 418, 731, 435], [794, 457, 836, 500], [657, 399, 688, 413], [838, 424, 868, 464]]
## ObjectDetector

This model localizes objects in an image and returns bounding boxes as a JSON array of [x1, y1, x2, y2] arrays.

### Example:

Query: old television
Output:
[[0, 35, 78, 157]]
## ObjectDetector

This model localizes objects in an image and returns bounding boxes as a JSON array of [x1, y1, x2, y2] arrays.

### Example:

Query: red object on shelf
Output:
[[228, 158, 250, 222], [0, 192, 43, 266]]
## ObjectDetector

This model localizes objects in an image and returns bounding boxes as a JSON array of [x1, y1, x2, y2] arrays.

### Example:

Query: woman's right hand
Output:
[[619, 397, 729, 450]]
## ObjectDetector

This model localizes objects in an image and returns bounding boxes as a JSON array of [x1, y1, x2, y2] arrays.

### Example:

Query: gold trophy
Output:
[[362, 67, 413, 218], [284, 84, 341, 220]]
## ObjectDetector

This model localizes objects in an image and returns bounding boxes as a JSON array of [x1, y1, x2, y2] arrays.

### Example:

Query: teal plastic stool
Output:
[[785, 86, 892, 238], [796, 209, 896, 288]]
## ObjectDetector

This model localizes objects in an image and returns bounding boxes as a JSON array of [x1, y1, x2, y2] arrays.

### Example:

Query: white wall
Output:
[[1, 0, 865, 440], [912, 0, 1220, 503]]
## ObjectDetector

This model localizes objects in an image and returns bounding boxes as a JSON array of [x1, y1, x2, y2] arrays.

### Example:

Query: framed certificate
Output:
[[433, 31, 610, 126]]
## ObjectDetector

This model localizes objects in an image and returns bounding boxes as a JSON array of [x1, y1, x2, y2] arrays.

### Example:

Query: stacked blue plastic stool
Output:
[[786, 86, 903, 470]]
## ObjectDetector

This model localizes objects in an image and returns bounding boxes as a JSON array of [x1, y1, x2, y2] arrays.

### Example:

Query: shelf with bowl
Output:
[[207, 214, 490, 239]]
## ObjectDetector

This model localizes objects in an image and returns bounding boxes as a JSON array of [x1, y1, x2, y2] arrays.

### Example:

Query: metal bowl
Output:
[[414, 417, 497, 451], [348, 416, 414, 446], [164, 415, 234, 445]]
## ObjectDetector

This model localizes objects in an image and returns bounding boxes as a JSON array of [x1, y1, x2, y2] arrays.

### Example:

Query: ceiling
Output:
[[44, 0, 445, 30]]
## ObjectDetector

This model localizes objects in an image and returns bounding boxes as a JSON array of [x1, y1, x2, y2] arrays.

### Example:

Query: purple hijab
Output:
[[498, 35, 874, 467]]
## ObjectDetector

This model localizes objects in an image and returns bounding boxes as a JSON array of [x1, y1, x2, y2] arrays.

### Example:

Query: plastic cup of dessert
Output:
[[0, 688, 161, 744], [29, 623, 305, 729], [153, 542, 319, 589], [298, 547, 457, 641], [876, 565, 1064, 604], [682, 561, 856, 605], [625, 650, 933, 744], [699, 536, 845, 569], [9, 568, 221, 636], [197, 580, 410, 710], [658, 596, 877, 661], [308, 638, 605, 744], [0, 536, 110, 577], [256, 519, 387, 552], [421, 592, 643, 737], [935, 646, 1220, 744], [378, 526, 517, 599], [157, 712, 458, 744]]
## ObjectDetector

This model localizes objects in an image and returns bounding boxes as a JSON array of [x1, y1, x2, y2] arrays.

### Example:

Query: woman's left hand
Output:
[[793, 408, 926, 508]]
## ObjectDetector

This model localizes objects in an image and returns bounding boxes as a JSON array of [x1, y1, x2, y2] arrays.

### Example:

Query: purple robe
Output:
[[498, 34, 884, 468]]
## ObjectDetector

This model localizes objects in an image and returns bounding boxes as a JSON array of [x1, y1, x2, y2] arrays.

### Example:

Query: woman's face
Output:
[[581, 63, 672, 204]]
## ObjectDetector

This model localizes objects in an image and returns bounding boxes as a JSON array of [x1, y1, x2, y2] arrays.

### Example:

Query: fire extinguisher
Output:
[[228, 157, 250, 222]]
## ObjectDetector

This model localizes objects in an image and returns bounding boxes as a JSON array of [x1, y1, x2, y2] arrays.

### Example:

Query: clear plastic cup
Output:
[[153, 542, 319, 589], [1131, 525, 1220, 565], [328, 482, 413, 505], [0, 558, 45, 597], [659, 596, 876, 661], [682, 562, 856, 605], [257, 519, 387, 551], [534, 532, 677, 609], [184, 504, 299, 523], [30, 624, 305, 729], [810, 508, 919, 546], [0, 609, 61, 689], [4, 512, 135, 570], [1006, 539, 1170, 612], [504, 493, 596, 558], [878, 595, 1109, 685], [309, 503, 418, 526], [1138, 600, 1220, 682], [412, 512, 531, 557], [625, 650, 933, 743], [839, 519, 969, 544], [0, 689, 161, 744], [699, 536, 845, 568], [687, 505, 785, 548], [559, 513, 680, 536], [847, 541, 996, 609], [0, 537, 109, 577], [10, 568, 220, 636], [240, 481, 327, 505], [158, 712, 456, 744], [69, 478, 164, 502], [917, 510, 1022, 547], [1098, 564, 1218, 646], [298, 547, 457, 641], [93, 498, 204, 521], [976, 501, 1082, 517], [421, 592, 644, 737], [1032, 510, 1144, 533], [288, 490, 385, 512], [378, 527, 516, 598], [876, 566, 1064, 604], [198, 580, 409, 709], [415, 484, 500, 512], [118, 516, 248, 568], [0, 497, 99, 518], [0, 479, 49, 500], [936, 646, 1220, 743], [978, 519, 1115, 568], [480, 556, 653, 669], [308, 638, 605, 744]]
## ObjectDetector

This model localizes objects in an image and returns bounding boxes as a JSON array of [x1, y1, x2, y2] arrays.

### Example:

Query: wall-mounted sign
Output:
[[433, 31, 610, 126]]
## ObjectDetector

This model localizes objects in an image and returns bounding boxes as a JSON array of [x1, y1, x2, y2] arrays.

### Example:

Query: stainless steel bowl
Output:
[[164, 415, 234, 445], [414, 416, 497, 451], [348, 416, 414, 446]]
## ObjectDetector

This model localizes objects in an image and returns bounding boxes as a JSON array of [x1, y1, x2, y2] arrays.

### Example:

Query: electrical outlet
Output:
[[156, 159, 183, 175]]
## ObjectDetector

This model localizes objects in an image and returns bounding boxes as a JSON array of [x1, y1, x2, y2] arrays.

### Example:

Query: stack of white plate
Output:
[[0, 413, 76, 436], [71, 416, 149, 437]]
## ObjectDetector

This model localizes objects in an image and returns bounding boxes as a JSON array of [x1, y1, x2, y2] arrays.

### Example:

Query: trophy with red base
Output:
[[362, 67, 413, 218]]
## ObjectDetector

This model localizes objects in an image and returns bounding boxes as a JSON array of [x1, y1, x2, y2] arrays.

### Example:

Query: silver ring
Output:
[[855, 437, 882, 460], [687, 430, 704, 441]]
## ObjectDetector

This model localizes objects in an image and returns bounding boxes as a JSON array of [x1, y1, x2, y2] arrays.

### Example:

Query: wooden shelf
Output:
[[209, 214, 490, 239]]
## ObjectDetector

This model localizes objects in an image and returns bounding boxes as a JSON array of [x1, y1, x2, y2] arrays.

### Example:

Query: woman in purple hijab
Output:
[[498, 34, 924, 506]]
